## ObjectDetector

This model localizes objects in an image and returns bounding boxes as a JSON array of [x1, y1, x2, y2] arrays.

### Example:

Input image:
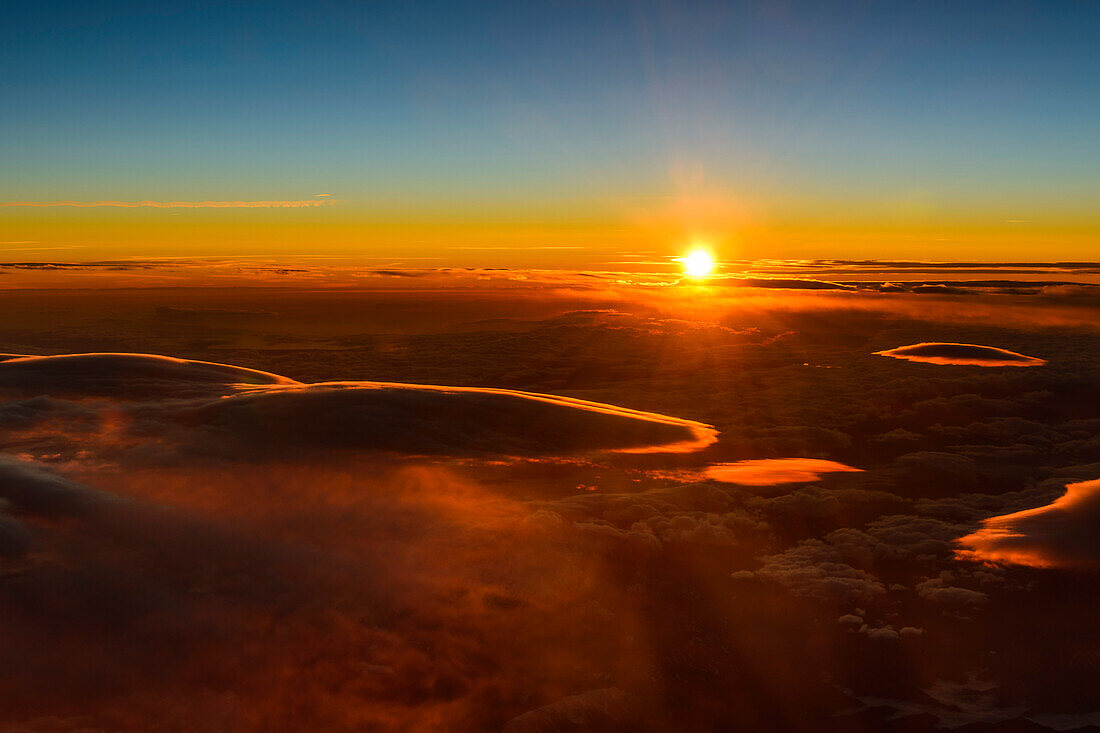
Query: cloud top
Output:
[[874, 342, 1046, 367]]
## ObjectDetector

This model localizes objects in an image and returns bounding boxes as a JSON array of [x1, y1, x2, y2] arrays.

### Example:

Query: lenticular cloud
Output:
[[956, 478, 1100, 569], [0, 352, 296, 398], [0, 353, 716, 459], [704, 459, 863, 486], [873, 342, 1046, 367], [169, 381, 717, 458]]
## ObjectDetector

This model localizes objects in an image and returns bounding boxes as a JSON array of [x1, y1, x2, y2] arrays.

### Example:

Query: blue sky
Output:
[[2, 0, 1098, 259]]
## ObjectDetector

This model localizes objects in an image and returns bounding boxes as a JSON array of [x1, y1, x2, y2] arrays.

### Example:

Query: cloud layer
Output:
[[0, 278, 1096, 731]]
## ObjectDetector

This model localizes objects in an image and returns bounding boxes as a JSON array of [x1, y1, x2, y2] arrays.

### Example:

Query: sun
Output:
[[682, 248, 715, 279]]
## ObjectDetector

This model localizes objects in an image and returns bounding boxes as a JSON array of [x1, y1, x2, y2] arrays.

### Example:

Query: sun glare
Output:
[[683, 249, 715, 279]]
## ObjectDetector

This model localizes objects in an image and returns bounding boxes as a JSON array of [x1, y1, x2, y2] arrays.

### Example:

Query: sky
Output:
[[2, 0, 1099, 264]]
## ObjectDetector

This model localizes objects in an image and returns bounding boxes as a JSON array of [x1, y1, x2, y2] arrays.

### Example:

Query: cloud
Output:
[[368, 269, 431, 278], [543, 481, 768, 550], [747, 487, 910, 528], [1029, 710, 1100, 730], [502, 687, 642, 732], [164, 381, 717, 459], [910, 284, 971, 295], [956, 478, 1100, 568], [0, 454, 124, 556], [0, 353, 715, 460], [915, 577, 989, 605], [894, 452, 980, 495], [0, 200, 333, 208], [712, 277, 856, 291], [861, 625, 900, 641], [703, 458, 862, 486], [0, 512, 30, 557], [854, 515, 971, 559], [874, 342, 1046, 367], [0, 452, 764, 731], [0, 353, 296, 399], [0, 458, 558, 727], [849, 676, 1027, 729], [737, 540, 887, 602], [0, 454, 114, 516], [153, 306, 279, 320]]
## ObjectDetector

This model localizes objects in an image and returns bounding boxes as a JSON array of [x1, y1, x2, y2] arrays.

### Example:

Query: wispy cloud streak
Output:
[[0, 200, 334, 208]]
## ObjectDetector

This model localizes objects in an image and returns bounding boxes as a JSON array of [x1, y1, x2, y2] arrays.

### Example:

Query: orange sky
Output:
[[3, 200, 1097, 267]]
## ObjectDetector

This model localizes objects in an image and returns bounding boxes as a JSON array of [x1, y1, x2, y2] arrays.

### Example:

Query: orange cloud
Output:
[[0, 200, 334, 208], [956, 479, 1100, 568], [874, 342, 1046, 367], [703, 459, 863, 486]]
